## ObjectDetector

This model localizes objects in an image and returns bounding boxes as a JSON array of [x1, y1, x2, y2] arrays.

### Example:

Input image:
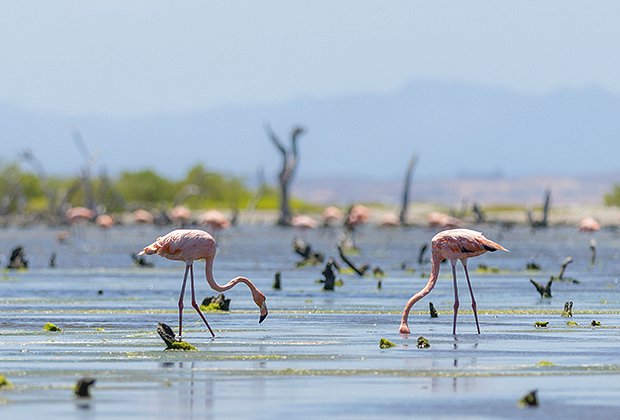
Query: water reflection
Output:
[[157, 361, 214, 419]]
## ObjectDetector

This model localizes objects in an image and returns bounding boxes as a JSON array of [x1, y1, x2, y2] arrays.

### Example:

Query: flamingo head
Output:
[[253, 291, 268, 324]]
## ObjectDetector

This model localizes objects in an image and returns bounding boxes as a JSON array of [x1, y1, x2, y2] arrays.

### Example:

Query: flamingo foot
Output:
[[399, 323, 411, 334]]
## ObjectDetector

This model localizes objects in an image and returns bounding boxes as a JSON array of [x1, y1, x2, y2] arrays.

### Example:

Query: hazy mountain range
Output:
[[1, 80, 619, 205], [295, 173, 615, 206]]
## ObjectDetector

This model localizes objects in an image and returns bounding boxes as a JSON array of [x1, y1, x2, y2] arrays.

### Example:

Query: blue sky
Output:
[[1, 2, 620, 183], [2, 1, 619, 117]]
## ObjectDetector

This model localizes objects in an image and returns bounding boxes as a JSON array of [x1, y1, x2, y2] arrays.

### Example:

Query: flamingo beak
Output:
[[259, 302, 268, 324]]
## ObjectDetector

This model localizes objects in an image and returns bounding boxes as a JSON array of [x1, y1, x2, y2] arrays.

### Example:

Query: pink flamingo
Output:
[[95, 214, 114, 229], [399, 228, 508, 335], [346, 204, 370, 227], [291, 214, 318, 230], [138, 229, 268, 339], [169, 205, 192, 225], [379, 213, 400, 227], [133, 209, 154, 224], [321, 206, 343, 225], [200, 209, 231, 232], [66, 207, 95, 224], [427, 211, 462, 229], [577, 216, 601, 232]]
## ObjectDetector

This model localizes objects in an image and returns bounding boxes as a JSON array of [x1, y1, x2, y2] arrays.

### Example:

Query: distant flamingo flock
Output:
[[59, 204, 609, 339]]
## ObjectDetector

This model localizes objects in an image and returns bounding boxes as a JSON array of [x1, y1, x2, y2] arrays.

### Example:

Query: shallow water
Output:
[[0, 224, 619, 418]]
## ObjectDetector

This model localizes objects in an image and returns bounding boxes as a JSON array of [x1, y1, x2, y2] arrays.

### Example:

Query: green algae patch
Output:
[[166, 341, 198, 351], [43, 322, 61, 332], [566, 321, 579, 327], [417, 336, 430, 349], [591, 320, 601, 327], [214, 354, 287, 361], [200, 302, 227, 312], [475, 264, 503, 274], [0, 374, 13, 390], [379, 338, 396, 349], [534, 321, 549, 328], [200, 293, 231, 312], [518, 389, 539, 408], [536, 360, 555, 367]]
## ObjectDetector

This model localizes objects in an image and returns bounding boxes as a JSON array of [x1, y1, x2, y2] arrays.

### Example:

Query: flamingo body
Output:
[[143, 229, 217, 263], [399, 228, 508, 335], [578, 216, 601, 232], [201, 210, 231, 231], [139, 229, 268, 339], [133, 209, 154, 224]]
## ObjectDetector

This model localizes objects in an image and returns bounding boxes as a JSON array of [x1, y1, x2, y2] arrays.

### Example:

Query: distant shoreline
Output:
[[1, 203, 618, 229]]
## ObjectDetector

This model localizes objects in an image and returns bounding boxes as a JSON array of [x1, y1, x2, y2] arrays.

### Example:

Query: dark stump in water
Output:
[[530, 278, 553, 298], [321, 259, 337, 291], [74, 377, 96, 398], [156, 322, 197, 350], [157, 322, 179, 346], [7, 246, 28, 269], [131, 253, 154, 267], [201, 294, 231, 311], [293, 238, 324, 266], [429, 302, 438, 318], [562, 301, 573, 317], [518, 389, 539, 408], [273, 271, 281, 290]]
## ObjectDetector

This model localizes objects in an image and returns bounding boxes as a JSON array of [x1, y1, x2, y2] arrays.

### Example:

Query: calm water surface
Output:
[[0, 224, 619, 419]]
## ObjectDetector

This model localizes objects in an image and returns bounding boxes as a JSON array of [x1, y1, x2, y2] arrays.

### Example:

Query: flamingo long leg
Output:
[[178, 265, 190, 338], [451, 260, 459, 335], [189, 264, 216, 337], [462, 261, 481, 334]]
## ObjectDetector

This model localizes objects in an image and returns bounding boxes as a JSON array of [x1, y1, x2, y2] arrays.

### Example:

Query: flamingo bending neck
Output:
[[399, 253, 443, 334]]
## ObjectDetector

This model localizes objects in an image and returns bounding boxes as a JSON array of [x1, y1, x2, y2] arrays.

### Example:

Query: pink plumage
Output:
[[139, 229, 268, 339], [399, 228, 508, 335]]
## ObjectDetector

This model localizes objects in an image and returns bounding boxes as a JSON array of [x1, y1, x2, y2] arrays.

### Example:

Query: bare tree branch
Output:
[[264, 123, 286, 156], [399, 153, 418, 225]]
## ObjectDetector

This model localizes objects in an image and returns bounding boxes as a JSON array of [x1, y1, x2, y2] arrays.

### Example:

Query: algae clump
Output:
[[566, 321, 579, 327], [476, 264, 502, 274], [591, 320, 601, 327], [416, 336, 430, 349], [43, 322, 61, 332], [379, 338, 396, 349], [0, 374, 13, 390], [166, 341, 198, 351], [200, 293, 231, 312], [201, 301, 225, 312], [536, 360, 555, 367], [534, 321, 549, 328]]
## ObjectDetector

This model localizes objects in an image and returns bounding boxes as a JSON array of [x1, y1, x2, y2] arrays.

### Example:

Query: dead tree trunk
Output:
[[399, 153, 418, 226], [72, 130, 97, 212], [265, 124, 305, 226], [541, 188, 551, 227], [528, 188, 551, 228]]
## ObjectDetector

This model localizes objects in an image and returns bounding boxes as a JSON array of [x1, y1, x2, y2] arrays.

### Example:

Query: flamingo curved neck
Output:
[[204, 256, 255, 294], [400, 254, 443, 323]]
